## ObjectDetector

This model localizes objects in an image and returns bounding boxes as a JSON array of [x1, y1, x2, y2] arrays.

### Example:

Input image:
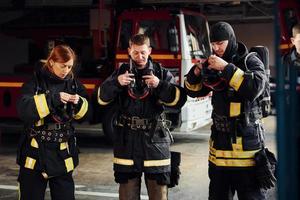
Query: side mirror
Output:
[[168, 25, 179, 53]]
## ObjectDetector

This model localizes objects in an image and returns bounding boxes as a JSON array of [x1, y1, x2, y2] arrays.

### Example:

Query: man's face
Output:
[[291, 33, 300, 54], [128, 44, 152, 68], [211, 40, 229, 57]]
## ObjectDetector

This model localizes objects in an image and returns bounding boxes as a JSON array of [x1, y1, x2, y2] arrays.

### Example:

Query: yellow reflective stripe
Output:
[[35, 119, 44, 126], [97, 87, 112, 105], [209, 155, 255, 167], [184, 79, 202, 91], [74, 96, 88, 120], [229, 68, 244, 91], [229, 102, 241, 117], [113, 157, 134, 166], [24, 157, 36, 169], [144, 158, 171, 167], [232, 143, 243, 151], [30, 138, 39, 148], [210, 147, 259, 159], [34, 94, 50, 118], [65, 157, 74, 172], [236, 137, 242, 145], [159, 87, 180, 106], [60, 142, 67, 150]]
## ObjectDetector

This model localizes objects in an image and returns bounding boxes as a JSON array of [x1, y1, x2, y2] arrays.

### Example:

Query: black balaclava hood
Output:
[[210, 22, 238, 62]]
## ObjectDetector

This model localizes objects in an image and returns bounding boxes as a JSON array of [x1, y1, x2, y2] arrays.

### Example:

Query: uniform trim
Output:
[[34, 94, 50, 118], [210, 147, 259, 159], [30, 138, 39, 148], [97, 87, 112, 105], [24, 157, 36, 169], [229, 102, 241, 117], [60, 142, 67, 150], [74, 96, 88, 120], [159, 87, 180, 106], [229, 68, 244, 91], [65, 157, 74, 172], [144, 158, 171, 167], [35, 119, 44, 126], [209, 145, 260, 167], [184, 80, 202, 91], [113, 157, 134, 166], [209, 155, 256, 167]]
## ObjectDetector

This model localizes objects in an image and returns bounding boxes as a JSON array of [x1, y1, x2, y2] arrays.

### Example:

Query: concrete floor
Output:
[[0, 116, 277, 200]]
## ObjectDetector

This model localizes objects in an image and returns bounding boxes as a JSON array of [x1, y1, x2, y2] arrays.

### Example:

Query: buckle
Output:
[[55, 123, 62, 130], [130, 116, 148, 130]]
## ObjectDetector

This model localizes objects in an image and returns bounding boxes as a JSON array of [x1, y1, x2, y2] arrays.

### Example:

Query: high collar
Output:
[[39, 66, 72, 83]]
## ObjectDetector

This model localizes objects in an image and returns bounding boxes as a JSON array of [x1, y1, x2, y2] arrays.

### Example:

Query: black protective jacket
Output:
[[185, 42, 267, 169], [98, 58, 186, 174], [17, 66, 89, 177]]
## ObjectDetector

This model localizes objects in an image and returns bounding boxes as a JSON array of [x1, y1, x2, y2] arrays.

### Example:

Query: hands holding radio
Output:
[[59, 92, 80, 104], [118, 70, 159, 88], [143, 71, 159, 88], [118, 71, 135, 86]]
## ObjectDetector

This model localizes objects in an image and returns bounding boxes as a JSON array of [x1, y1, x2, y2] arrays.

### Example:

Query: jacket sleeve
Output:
[[97, 68, 124, 106], [156, 69, 187, 109], [184, 64, 211, 98], [73, 80, 89, 121], [221, 54, 267, 102], [17, 78, 51, 125]]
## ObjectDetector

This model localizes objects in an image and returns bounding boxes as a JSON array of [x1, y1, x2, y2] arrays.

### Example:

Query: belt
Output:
[[116, 115, 154, 130], [40, 123, 71, 131], [29, 129, 71, 143]]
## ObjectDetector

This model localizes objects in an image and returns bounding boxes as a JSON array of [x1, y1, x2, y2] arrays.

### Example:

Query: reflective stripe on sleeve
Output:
[[159, 87, 180, 106], [97, 87, 112, 105], [74, 96, 88, 120], [184, 79, 202, 91], [229, 68, 244, 91], [34, 94, 50, 118]]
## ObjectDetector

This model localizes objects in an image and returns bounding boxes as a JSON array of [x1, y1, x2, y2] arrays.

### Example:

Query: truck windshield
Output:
[[184, 14, 211, 59]]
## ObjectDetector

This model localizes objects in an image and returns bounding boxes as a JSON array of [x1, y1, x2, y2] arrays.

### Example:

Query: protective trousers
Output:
[[119, 177, 168, 200], [208, 166, 266, 200], [18, 167, 75, 200]]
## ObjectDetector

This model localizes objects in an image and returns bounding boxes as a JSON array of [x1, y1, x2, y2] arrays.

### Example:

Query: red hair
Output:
[[44, 45, 76, 75]]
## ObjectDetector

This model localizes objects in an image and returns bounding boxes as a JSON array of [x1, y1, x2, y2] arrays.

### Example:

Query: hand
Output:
[[68, 94, 80, 104], [193, 63, 203, 76], [59, 92, 79, 104], [208, 55, 228, 71], [143, 71, 159, 88], [117, 71, 135, 86]]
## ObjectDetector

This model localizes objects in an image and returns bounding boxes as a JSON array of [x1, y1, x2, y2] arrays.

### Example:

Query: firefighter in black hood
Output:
[[98, 34, 186, 200], [185, 22, 275, 199], [16, 45, 89, 200]]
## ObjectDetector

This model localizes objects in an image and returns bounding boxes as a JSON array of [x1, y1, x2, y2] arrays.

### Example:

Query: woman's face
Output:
[[50, 59, 74, 79]]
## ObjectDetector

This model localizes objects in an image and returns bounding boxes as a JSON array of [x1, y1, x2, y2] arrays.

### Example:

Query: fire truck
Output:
[[0, 5, 213, 139]]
